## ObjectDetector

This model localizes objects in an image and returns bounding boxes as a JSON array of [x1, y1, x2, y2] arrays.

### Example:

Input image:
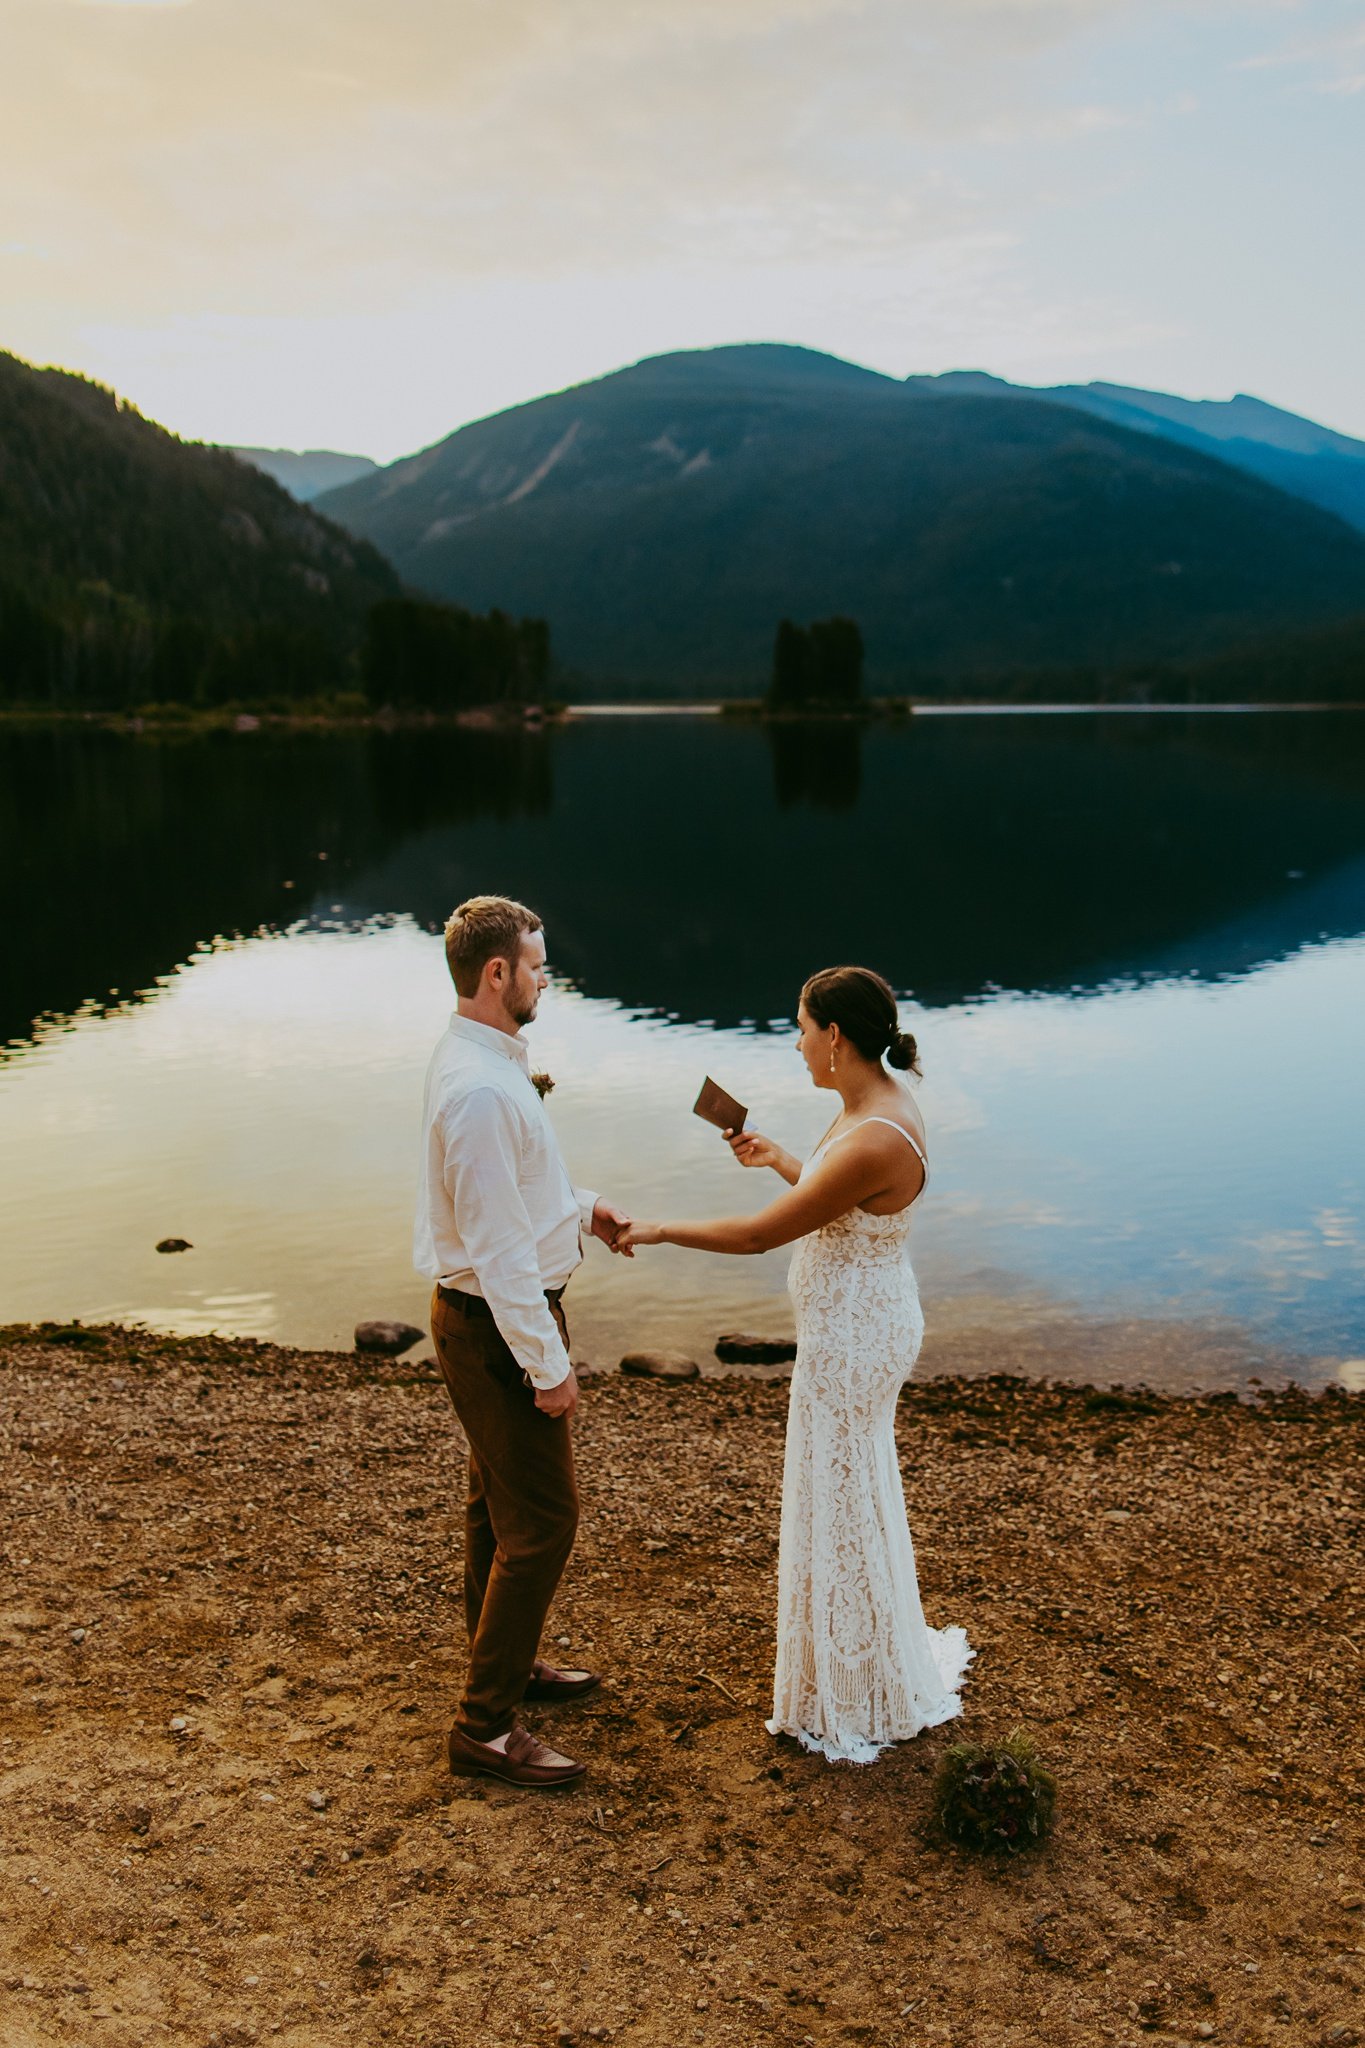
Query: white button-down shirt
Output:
[[414, 1014, 597, 1389]]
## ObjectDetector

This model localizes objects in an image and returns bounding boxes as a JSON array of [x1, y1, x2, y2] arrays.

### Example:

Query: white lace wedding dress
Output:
[[767, 1118, 973, 1763]]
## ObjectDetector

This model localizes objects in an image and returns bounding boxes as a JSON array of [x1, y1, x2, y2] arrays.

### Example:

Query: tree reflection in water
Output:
[[5, 711, 1365, 1047], [767, 720, 862, 810], [1, 725, 552, 1048]]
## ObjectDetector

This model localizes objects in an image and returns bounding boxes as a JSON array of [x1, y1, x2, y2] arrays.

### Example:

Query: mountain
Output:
[[0, 352, 400, 706], [230, 446, 379, 502], [317, 343, 1365, 696], [907, 371, 1365, 535]]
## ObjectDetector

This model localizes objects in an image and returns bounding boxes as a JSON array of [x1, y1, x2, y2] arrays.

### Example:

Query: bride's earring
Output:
[[829, 1039, 837, 1074]]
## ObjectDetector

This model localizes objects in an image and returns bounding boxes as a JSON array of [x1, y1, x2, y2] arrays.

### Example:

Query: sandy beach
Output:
[[1, 1319, 1362, 2048]]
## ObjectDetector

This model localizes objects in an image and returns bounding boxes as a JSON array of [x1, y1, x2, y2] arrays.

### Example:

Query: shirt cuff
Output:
[[526, 1347, 572, 1391], [576, 1186, 599, 1235], [500, 1298, 574, 1389]]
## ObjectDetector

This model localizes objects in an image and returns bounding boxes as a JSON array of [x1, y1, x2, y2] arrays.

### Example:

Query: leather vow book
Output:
[[692, 1075, 748, 1133]]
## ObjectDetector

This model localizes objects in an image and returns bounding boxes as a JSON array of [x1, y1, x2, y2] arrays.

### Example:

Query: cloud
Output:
[[7, 0, 1357, 451], [1235, 15, 1365, 92], [1317, 66, 1365, 94], [972, 101, 1138, 143], [2, 0, 1188, 323]]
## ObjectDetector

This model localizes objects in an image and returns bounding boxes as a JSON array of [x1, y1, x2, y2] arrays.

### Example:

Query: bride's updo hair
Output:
[[801, 966, 921, 1076]]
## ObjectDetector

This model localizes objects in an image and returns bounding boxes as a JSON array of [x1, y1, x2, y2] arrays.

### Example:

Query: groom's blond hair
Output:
[[445, 895, 543, 997]]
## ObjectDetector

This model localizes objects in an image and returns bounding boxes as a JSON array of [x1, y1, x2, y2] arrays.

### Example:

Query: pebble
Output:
[[714, 1332, 797, 1365], [69, 1627, 86, 1645], [620, 1350, 700, 1382], [169, 1716, 188, 1733], [306, 1790, 328, 1811], [155, 1238, 193, 1254], [9, 1319, 1363, 2047], [354, 1320, 425, 1357]]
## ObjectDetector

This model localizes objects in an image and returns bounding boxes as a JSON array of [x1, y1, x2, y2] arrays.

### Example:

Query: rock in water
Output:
[[620, 1350, 700, 1382], [354, 1320, 425, 1357], [714, 1332, 797, 1365], [155, 1238, 193, 1254]]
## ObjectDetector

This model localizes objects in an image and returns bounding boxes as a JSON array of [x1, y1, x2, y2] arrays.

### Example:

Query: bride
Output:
[[619, 965, 972, 1763]]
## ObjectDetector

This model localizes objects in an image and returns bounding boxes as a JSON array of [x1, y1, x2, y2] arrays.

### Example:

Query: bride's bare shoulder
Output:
[[866, 1088, 927, 1149]]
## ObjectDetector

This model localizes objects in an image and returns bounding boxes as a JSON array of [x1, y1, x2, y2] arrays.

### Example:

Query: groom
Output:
[[414, 894, 632, 1789]]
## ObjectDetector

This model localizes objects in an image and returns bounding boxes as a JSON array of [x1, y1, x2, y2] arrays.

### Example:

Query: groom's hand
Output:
[[535, 1367, 579, 1418], [591, 1198, 635, 1257]]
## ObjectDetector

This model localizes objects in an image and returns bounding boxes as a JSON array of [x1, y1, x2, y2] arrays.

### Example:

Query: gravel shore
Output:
[[1, 1320, 1362, 2048]]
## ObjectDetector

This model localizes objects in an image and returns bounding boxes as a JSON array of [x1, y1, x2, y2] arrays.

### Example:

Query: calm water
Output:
[[4, 712, 1365, 1393]]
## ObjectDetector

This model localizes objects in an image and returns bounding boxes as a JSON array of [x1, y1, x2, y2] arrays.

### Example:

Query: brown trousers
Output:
[[430, 1286, 579, 1741]]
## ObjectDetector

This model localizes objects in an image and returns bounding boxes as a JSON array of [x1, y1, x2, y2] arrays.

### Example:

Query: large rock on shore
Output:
[[715, 1332, 797, 1365], [620, 1350, 700, 1382], [354, 1320, 425, 1357]]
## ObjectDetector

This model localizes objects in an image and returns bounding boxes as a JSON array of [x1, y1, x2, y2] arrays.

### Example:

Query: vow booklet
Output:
[[693, 1075, 748, 1133]]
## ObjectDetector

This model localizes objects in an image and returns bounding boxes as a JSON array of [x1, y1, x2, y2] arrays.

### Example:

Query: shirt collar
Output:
[[449, 1012, 531, 1074]]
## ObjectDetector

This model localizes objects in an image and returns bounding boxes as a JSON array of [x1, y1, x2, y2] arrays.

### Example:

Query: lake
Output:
[[4, 710, 1365, 1395]]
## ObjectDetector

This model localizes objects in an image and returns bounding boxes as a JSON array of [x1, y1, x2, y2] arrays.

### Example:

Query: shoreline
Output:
[[2, 698, 1361, 738], [14, 1291, 1356, 1402], [3, 1318, 1361, 2046]]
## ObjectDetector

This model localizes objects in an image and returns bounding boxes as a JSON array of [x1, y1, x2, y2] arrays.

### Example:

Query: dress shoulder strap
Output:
[[857, 1115, 928, 1170]]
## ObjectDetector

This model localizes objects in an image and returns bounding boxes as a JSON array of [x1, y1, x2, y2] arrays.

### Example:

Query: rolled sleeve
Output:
[[575, 1185, 599, 1236], [442, 1088, 573, 1390]]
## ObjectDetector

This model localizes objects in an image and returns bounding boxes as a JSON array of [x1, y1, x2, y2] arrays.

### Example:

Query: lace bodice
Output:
[[797, 1116, 926, 1263], [804, 1198, 914, 1258]]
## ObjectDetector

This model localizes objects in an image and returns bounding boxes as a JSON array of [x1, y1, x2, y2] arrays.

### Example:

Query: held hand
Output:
[[725, 1126, 779, 1170], [616, 1221, 665, 1251], [591, 1198, 635, 1257], [535, 1366, 579, 1418]]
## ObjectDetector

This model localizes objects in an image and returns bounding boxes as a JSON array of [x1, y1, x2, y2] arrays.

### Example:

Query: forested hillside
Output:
[[0, 352, 400, 707], [318, 344, 1365, 697]]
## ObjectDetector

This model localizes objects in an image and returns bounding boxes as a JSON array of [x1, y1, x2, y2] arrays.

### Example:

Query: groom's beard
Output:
[[505, 990, 539, 1029]]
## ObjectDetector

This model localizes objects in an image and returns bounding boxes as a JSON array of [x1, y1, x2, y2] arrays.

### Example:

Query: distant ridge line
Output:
[[315, 340, 1365, 697]]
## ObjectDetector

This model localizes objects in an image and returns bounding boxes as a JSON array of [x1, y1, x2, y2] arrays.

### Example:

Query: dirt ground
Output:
[[1, 1320, 1362, 2048]]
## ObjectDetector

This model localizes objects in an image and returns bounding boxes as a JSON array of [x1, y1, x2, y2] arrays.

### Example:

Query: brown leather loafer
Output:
[[447, 1723, 586, 1789], [522, 1658, 603, 1703]]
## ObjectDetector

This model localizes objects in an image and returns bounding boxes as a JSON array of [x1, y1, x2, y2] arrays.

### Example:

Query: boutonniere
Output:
[[531, 1071, 555, 1100]]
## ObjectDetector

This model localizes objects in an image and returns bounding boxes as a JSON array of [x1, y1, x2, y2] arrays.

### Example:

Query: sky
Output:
[[2, 0, 1363, 462]]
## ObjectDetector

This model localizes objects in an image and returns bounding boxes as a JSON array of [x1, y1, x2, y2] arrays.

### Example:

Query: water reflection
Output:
[[6, 712, 1365, 1049], [6, 711, 1365, 1379], [767, 719, 863, 809], [2, 922, 1362, 1379], [2, 725, 552, 1048]]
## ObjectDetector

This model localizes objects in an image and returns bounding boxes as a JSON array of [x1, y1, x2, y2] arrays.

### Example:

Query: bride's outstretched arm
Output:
[[621, 1140, 895, 1255]]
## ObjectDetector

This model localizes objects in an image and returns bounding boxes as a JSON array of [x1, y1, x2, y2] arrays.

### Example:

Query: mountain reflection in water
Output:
[[6, 712, 1365, 1377], [7, 712, 1365, 1047]]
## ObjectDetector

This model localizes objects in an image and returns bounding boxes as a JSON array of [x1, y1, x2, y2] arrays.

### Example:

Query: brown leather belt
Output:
[[437, 1283, 566, 1319]]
